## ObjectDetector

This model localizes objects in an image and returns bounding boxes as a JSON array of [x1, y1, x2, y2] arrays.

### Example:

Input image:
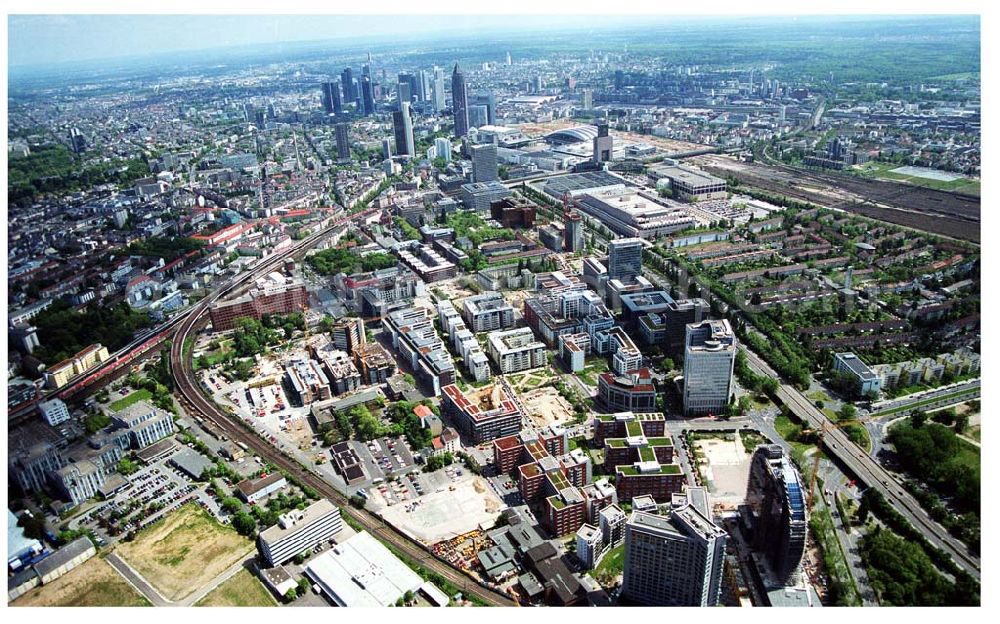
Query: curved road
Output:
[[742, 347, 980, 581], [167, 210, 516, 607]]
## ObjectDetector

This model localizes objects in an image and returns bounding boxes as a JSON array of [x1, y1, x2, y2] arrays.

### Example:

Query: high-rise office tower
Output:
[[68, 127, 87, 153], [452, 63, 470, 138], [614, 69, 624, 90], [363, 63, 371, 78], [622, 488, 727, 606], [469, 104, 489, 129], [593, 122, 613, 164], [392, 101, 415, 158], [582, 88, 593, 109], [743, 445, 808, 586], [485, 91, 496, 125], [471, 143, 498, 183], [397, 81, 412, 109], [335, 123, 351, 162], [505, 51, 512, 65], [322, 82, 343, 114], [435, 137, 452, 163], [341, 67, 355, 102], [533, 75, 543, 93], [360, 76, 375, 116], [607, 237, 644, 281], [382, 138, 393, 160], [432, 67, 446, 112], [682, 319, 736, 416], [418, 69, 430, 102], [563, 210, 584, 252]]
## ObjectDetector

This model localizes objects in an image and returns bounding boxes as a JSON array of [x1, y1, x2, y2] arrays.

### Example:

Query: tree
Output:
[[220, 497, 244, 514], [297, 578, 311, 596], [911, 410, 927, 428], [660, 357, 675, 372], [231, 511, 257, 537], [954, 412, 970, 434], [838, 403, 857, 421], [284, 588, 298, 602]]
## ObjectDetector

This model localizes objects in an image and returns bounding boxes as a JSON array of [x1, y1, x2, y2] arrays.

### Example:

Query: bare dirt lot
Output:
[[521, 386, 574, 427], [13, 555, 150, 607], [693, 436, 752, 509], [115, 503, 255, 602], [371, 472, 504, 545]]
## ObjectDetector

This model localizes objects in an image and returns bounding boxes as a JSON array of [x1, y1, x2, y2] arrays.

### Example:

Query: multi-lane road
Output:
[[741, 347, 981, 581]]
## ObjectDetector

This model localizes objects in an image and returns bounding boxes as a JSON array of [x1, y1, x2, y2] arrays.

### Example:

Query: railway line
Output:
[[166, 207, 516, 607]]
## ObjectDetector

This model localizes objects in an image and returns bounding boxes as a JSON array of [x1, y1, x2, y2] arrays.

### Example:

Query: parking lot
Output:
[[71, 446, 218, 545], [358, 435, 417, 480]]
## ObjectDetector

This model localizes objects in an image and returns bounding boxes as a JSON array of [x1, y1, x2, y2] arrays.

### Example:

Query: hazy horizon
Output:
[[8, 14, 978, 70]]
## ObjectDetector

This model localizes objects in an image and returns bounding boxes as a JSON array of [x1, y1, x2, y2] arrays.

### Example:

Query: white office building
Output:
[[257, 499, 344, 566], [38, 398, 71, 427], [682, 319, 736, 416]]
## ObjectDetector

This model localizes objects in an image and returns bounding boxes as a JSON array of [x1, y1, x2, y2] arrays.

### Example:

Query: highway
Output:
[[741, 346, 981, 580], [167, 207, 516, 607]]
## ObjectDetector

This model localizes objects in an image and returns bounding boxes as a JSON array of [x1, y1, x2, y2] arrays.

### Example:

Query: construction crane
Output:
[[805, 418, 858, 513]]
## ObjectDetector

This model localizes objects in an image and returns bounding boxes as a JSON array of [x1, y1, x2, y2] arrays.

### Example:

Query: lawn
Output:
[[856, 161, 980, 196], [195, 569, 277, 607], [13, 555, 150, 607], [115, 503, 254, 602], [109, 388, 153, 411], [594, 543, 625, 585]]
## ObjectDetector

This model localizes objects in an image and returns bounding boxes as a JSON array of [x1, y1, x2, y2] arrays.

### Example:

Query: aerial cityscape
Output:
[[5, 10, 983, 610]]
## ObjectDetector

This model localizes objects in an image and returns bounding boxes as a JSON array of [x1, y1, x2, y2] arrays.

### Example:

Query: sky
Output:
[[7, 14, 658, 68]]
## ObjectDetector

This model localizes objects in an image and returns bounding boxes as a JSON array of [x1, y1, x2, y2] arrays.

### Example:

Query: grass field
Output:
[[13, 556, 150, 607], [109, 388, 153, 411], [195, 569, 277, 607], [856, 161, 980, 196], [115, 503, 254, 602], [594, 543, 625, 584]]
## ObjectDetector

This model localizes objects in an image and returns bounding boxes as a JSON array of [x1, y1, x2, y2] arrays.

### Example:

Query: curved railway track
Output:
[[167, 210, 516, 607]]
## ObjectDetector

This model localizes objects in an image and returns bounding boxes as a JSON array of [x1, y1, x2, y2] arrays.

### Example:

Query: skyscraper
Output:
[[614, 69, 624, 90], [621, 488, 727, 606], [582, 88, 593, 109], [485, 91, 496, 125], [392, 101, 414, 158], [564, 209, 584, 252], [397, 81, 412, 109], [506, 51, 512, 65], [322, 82, 342, 114], [452, 63, 470, 138], [593, 122, 613, 164], [469, 104, 489, 129], [335, 123, 351, 162], [743, 445, 808, 586], [471, 143, 498, 183], [382, 138, 393, 160], [360, 76, 375, 116], [607, 237, 644, 281], [418, 69, 430, 102], [682, 319, 736, 416], [341, 67, 355, 102], [432, 67, 446, 112], [435, 137, 452, 163]]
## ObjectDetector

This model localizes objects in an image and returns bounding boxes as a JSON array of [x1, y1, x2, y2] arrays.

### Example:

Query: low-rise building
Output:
[[831, 352, 882, 397], [236, 473, 289, 504], [597, 368, 657, 413]]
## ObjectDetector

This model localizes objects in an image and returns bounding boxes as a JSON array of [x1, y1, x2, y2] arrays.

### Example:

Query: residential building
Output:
[[622, 488, 727, 606], [683, 320, 736, 416], [335, 123, 351, 161], [382, 307, 456, 396], [328, 317, 365, 354], [395, 241, 457, 283], [442, 382, 521, 444], [209, 272, 308, 332], [354, 342, 397, 385], [258, 499, 344, 567], [487, 327, 547, 374], [43, 343, 111, 390], [38, 399, 71, 427], [462, 291, 515, 332]]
